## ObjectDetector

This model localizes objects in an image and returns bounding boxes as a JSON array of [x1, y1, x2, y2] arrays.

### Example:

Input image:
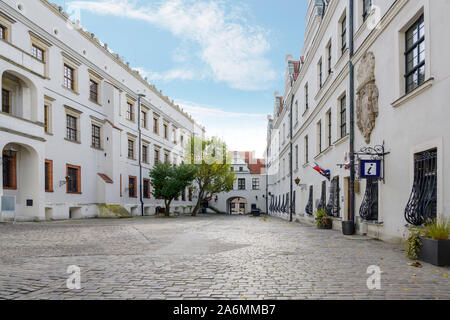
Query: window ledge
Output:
[[391, 78, 434, 108], [89, 98, 102, 107], [302, 108, 309, 118], [91, 145, 104, 151], [62, 85, 79, 95], [302, 163, 309, 168], [333, 134, 349, 147], [44, 132, 54, 136], [64, 138, 81, 144], [321, 145, 333, 156]]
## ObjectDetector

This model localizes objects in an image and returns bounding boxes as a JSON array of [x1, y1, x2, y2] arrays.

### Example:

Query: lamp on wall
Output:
[[59, 176, 71, 187], [295, 177, 301, 186]]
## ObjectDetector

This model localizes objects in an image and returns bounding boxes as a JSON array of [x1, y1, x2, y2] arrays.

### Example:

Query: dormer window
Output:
[[288, 61, 295, 75]]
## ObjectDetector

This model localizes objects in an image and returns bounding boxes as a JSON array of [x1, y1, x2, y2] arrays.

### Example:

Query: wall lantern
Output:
[[215, 195, 218, 202], [59, 175, 71, 187], [295, 177, 301, 186]]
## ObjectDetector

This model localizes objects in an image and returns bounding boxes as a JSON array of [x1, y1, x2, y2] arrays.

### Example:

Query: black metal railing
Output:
[[305, 186, 313, 215], [405, 150, 437, 225], [317, 181, 326, 211], [360, 178, 378, 221], [326, 177, 340, 217]]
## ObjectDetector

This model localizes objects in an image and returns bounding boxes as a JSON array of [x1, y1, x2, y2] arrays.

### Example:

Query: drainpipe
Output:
[[289, 92, 294, 223], [137, 93, 145, 217], [348, 0, 356, 233], [266, 137, 269, 215]]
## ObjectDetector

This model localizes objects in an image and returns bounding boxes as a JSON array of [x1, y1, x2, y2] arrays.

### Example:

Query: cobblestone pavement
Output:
[[0, 214, 448, 300]]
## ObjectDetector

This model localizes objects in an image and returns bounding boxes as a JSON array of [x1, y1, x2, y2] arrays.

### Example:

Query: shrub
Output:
[[422, 218, 450, 240], [315, 208, 330, 228]]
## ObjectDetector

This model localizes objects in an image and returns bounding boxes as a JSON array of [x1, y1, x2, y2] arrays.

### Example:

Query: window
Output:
[[405, 149, 437, 225], [327, 43, 332, 75], [153, 115, 159, 134], [252, 178, 260, 190], [2, 151, 16, 190], [129, 176, 137, 198], [341, 16, 347, 54], [188, 187, 193, 201], [340, 95, 347, 138], [32, 45, 45, 62], [295, 100, 299, 122], [239, 167, 243, 172], [238, 178, 246, 190], [142, 144, 148, 163], [295, 145, 299, 170], [362, 0, 372, 22], [66, 164, 81, 194], [180, 135, 184, 146], [45, 160, 53, 192], [126, 102, 134, 121], [288, 61, 295, 75], [182, 189, 186, 201], [164, 151, 170, 164], [63, 64, 74, 90], [143, 179, 151, 199], [326, 110, 332, 147], [304, 135, 309, 164], [0, 25, 5, 40], [305, 83, 309, 110], [317, 121, 322, 154], [239, 203, 245, 209], [163, 122, 168, 140], [92, 124, 101, 149], [154, 148, 160, 165], [44, 105, 50, 133], [66, 115, 77, 141], [360, 178, 378, 221], [172, 127, 177, 144], [2, 89, 10, 113], [318, 59, 323, 88], [141, 110, 147, 128], [89, 80, 98, 102], [128, 140, 134, 159], [405, 15, 425, 94]]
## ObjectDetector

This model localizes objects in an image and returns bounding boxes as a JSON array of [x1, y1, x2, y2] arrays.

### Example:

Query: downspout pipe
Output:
[[137, 93, 145, 217], [289, 91, 294, 222], [348, 0, 356, 233]]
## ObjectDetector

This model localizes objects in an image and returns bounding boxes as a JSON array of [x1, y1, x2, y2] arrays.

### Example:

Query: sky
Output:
[[53, 0, 308, 158]]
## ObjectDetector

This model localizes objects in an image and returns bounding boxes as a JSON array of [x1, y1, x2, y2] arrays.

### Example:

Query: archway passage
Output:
[[226, 197, 248, 215], [2, 142, 40, 219]]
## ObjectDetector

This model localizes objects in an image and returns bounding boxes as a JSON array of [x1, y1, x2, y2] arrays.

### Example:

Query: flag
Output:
[[310, 163, 331, 180]]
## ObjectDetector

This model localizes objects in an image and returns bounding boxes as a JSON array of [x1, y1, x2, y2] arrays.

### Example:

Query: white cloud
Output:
[[176, 100, 268, 158], [67, 0, 276, 90], [133, 67, 199, 82]]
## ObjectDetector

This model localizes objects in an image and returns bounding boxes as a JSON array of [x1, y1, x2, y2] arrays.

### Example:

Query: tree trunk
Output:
[[191, 191, 204, 216], [165, 199, 172, 217]]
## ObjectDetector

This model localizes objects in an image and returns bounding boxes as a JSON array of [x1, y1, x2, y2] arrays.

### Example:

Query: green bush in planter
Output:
[[406, 218, 449, 260], [315, 208, 331, 228]]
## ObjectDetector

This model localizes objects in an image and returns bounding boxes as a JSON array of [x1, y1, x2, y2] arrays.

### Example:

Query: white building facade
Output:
[[267, 0, 450, 243], [210, 151, 266, 214], [0, 0, 204, 221]]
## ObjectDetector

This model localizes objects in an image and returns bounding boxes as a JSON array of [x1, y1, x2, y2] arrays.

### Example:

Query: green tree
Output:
[[186, 136, 235, 216], [150, 162, 197, 216]]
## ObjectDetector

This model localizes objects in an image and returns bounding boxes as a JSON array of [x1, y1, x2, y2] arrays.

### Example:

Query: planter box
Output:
[[419, 237, 450, 267], [318, 219, 332, 229]]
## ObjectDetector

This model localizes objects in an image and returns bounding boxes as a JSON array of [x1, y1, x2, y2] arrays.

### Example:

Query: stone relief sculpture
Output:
[[356, 51, 379, 144]]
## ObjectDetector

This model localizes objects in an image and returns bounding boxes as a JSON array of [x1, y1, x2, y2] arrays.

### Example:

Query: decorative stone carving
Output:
[[356, 51, 379, 144]]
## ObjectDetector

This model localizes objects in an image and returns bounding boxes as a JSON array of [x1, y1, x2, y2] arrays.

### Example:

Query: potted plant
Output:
[[315, 208, 332, 229], [406, 218, 450, 266]]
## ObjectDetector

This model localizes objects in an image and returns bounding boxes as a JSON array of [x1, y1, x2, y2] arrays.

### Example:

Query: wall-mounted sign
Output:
[[360, 159, 381, 179]]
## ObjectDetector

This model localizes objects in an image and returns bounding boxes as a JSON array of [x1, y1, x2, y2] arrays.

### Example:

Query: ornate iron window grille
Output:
[[404, 150, 437, 226], [359, 178, 378, 221], [317, 181, 326, 211], [292, 191, 296, 215], [285, 193, 289, 214], [305, 186, 313, 215], [326, 177, 340, 217]]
